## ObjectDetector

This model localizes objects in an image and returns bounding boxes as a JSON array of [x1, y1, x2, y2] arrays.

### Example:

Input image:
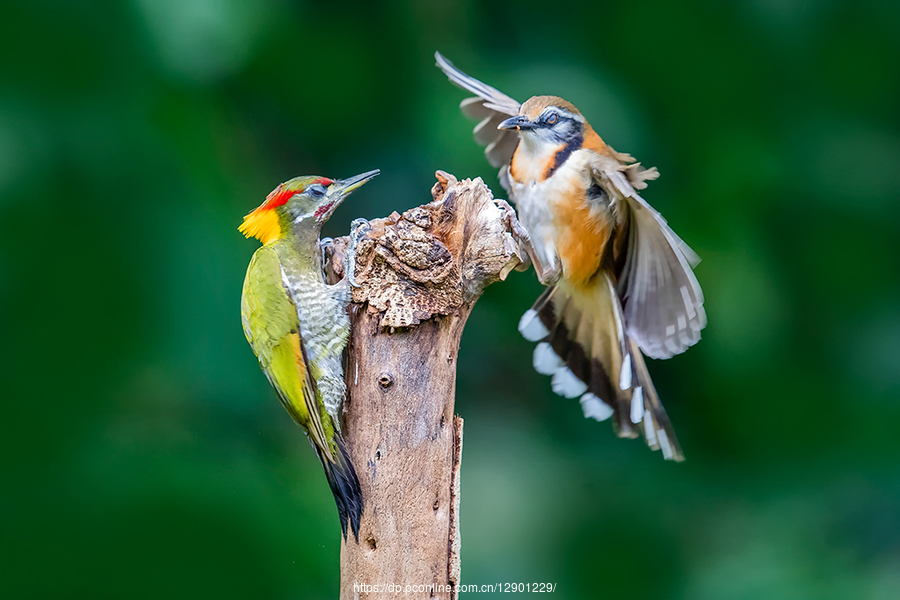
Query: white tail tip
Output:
[[580, 393, 613, 421], [643, 410, 657, 446], [657, 429, 674, 460], [620, 353, 632, 390], [518, 309, 549, 342], [551, 367, 588, 399], [533, 342, 564, 375], [630, 386, 644, 424]]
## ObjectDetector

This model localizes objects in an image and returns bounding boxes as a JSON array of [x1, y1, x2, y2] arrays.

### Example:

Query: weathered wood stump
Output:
[[326, 172, 521, 600]]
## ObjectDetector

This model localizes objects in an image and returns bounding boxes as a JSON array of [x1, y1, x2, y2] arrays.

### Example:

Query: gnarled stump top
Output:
[[330, 171, 522, 328]]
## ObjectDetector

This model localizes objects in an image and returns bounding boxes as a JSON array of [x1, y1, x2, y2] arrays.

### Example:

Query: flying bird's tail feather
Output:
[[519, 276, 684, 461]]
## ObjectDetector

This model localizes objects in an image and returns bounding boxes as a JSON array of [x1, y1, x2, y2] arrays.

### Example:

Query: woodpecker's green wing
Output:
[[241, 246, 333, 455]]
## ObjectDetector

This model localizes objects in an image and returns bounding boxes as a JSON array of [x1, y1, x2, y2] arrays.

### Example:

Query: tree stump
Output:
[[325, 172, 522, 599]]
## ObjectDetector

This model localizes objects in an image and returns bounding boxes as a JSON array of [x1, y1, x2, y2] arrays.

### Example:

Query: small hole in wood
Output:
[[366, 536, 377, 550], [433, 499, 439, 511], [375, 450, 381, 460], [378, 373, 394, 388]]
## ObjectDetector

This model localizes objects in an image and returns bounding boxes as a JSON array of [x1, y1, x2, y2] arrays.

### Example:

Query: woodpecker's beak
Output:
[[498, 115, 534, 131], [332, 169, 380, 196], [319, 169, 380, 222]]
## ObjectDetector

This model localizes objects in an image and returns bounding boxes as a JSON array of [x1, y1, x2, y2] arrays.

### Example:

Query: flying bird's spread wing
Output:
[[435, 52, 522, 185], [241, 246, 332, 454], [602, 169, 706, 360]]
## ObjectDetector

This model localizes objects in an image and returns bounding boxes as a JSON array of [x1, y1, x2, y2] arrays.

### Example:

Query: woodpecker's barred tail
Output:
[[314, 435, 363, 541], [519, 279, 684, 461]]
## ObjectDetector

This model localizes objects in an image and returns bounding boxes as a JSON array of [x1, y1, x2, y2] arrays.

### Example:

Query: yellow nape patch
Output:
[[239, 205, 282, 245]]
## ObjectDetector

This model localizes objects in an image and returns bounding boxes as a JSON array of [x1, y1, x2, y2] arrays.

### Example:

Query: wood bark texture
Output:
[[325, 172, 521, 600]]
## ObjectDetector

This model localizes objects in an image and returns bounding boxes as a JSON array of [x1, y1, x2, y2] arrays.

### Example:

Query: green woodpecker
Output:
[[436, 52, 705, 461], [239, 170, 378, 540]]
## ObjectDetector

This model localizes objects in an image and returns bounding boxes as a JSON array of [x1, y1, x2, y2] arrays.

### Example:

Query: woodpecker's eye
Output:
[[545, 112, 558, 125], [308, 185, 326, 199]]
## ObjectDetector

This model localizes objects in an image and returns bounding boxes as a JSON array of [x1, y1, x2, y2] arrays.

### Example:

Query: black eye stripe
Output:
[[541, 110, 569, 126]]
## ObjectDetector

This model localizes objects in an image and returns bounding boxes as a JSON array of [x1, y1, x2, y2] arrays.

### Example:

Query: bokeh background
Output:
[[2, 0, 899, 598]]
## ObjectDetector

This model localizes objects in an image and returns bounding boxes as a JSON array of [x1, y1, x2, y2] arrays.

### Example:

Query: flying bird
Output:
[[436, 52, 705, 460]]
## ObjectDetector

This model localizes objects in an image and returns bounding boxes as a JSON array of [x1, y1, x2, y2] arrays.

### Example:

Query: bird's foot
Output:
[[495, 199, 560, 285], [345, 218, 372, 288], [496, 199, 534, 273], [319, 237, 335, 264], [496, 199, 530, 242]]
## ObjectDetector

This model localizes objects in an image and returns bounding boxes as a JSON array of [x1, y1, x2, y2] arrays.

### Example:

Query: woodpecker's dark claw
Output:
[[345, 218, 372, 288]]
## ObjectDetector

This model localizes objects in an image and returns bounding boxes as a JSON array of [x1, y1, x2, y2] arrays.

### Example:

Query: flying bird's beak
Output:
[[319, 169, 380, 222], [498, 115, 534, 131]]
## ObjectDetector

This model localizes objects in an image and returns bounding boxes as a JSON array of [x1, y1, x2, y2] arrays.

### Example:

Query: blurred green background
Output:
[[2, 0, 899, 598]]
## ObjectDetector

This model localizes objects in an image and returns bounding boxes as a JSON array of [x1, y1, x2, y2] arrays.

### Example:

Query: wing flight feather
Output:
[[435, 52, 522, 185]]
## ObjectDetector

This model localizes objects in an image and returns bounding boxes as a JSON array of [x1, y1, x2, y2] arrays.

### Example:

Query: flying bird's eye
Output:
[[309, 185, 326, 199], [545, 112, 558, 125]]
